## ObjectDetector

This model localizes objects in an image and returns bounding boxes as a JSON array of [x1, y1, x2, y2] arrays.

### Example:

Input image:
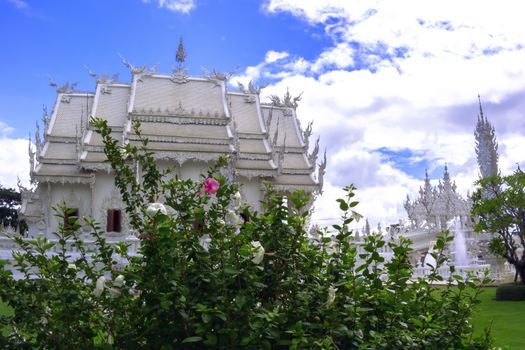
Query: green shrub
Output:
[[0, 118, 494, 349], [495, 282, 525, 301]]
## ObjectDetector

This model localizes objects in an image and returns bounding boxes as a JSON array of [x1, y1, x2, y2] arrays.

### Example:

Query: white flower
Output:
[[199, 234, 211, 252], [67, 263, 77, 270], [93, 276, 106, 297], [129, 288, 141, 299], [217, 219, 225, 227], [146, 203, 167, 217], [108, 287, 121, 297], [350, 210, 363, 223], [233, 191, 242, 209], [113, 274, 125, 288], [327, 285, 337, 305], [226, 210, 242, 228], [165, 204, 177, 215], [233, 191, 241, 201], [251, 241, 265, 264]]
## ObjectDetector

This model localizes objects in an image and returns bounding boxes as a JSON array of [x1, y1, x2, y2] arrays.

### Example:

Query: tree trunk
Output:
[[518, 265, 525, 284]]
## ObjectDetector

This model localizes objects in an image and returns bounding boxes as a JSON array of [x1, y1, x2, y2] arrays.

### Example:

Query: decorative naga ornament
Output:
[[474, 95, 499, 178]]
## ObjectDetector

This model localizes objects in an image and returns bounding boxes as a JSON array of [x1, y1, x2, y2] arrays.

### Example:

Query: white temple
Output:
[[348, 98, 512, 280], [403, 166, 471, 232], [18, 57, 325, 237]]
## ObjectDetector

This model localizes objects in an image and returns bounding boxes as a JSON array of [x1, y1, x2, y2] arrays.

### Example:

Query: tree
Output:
[[0, 185, 21, 230], [472, 167, 525, 283]]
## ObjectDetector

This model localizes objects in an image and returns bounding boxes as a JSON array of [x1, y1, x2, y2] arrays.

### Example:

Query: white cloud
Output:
[[0, 137, 31, 189], [142, 0, 195, 14], [265, 50, 289, 63], [262, 0, 352, 25], [499, 134, 525, 174], [311, 43, 354, 73], [245, 1, 525, 227], [263, 0, 525, 57], [230, 50, 292, 87], [0, 121, 15, 136], [0, 121, 31, 189]]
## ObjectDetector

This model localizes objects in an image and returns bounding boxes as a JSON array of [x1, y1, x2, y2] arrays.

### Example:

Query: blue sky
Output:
[[2, 0, 525, 228], [0, 0, 330, 136]]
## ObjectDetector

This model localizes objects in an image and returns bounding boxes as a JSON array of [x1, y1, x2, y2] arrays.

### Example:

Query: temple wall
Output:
[[92, 173, 118, 226], [239, 177, 262, 212], [180, 161, 210, 182], [48, 183, 91, 234], [158, 160, 180, 180]]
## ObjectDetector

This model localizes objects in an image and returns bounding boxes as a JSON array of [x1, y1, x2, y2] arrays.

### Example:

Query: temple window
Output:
[[107, 209, 122, 233], [63, 208, 79, 230]]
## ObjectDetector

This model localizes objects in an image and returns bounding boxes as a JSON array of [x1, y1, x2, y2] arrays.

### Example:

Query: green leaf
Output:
[[336, 199, 349, 211], [182, 336, 203, 344], [205, 334, 217, 346], [223, 267, 238, 275], [201, 314, 211, 324]]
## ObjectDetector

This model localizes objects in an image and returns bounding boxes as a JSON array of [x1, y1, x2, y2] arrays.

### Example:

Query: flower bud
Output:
[[251, 241, 265, 264], [93, 276, 106, 297], [226, 210, 242, 228], [146, 203, 167, 217], [113, 274, 125, 288], [327, 285, 337, 305]]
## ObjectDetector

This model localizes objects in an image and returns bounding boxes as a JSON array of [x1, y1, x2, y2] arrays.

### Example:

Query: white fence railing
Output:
[[0, 232, 515, 282]]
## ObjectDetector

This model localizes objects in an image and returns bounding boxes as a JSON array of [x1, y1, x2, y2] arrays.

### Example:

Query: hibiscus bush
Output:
[[0, 119, 493, 349]]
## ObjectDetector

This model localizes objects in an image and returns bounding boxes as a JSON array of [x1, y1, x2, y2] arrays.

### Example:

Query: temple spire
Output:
[[474, 96, 499, 178], [176, 37, 186, 66], [478, 94, 484, 122]]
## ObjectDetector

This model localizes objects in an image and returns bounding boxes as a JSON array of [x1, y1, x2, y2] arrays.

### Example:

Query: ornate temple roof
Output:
[[260, 105, 319, 190], [29, 63, 325, 195], [404, 166, 471, 230], [32, 92, 94, 182]]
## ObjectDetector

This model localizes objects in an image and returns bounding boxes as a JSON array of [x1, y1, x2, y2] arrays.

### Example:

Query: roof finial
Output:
[[478, 94, 484, 122], [176, 37, 186, 66]]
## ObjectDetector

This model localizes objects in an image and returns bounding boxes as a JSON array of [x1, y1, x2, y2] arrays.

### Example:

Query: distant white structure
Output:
[[18, 53, 325, 238], [404, 166, 471, 232], [355, 97, 510, 281], [474, 95, 499, 179]]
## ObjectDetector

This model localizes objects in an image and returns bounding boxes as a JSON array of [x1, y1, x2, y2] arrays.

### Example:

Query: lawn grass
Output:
[[471, 287, 525, 350]]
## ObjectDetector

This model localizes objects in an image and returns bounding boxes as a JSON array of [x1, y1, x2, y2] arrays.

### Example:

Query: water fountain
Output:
[[451, 217, 470, 267], [418, 217, 491, 279]]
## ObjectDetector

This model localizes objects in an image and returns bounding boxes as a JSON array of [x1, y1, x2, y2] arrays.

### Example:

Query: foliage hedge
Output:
[[495, 282, 525, 301], [0, 119, 495, 349]]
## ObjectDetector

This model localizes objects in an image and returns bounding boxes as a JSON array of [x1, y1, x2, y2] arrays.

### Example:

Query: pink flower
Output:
[[203, 178, 220, 195]]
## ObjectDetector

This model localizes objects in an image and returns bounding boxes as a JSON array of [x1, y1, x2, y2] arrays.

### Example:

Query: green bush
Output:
[[0, 118, 494, 349], [495, 282, 525, 301]]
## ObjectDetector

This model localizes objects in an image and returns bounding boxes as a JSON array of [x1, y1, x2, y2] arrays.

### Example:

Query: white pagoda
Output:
[[19, 57, 325, 237]]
